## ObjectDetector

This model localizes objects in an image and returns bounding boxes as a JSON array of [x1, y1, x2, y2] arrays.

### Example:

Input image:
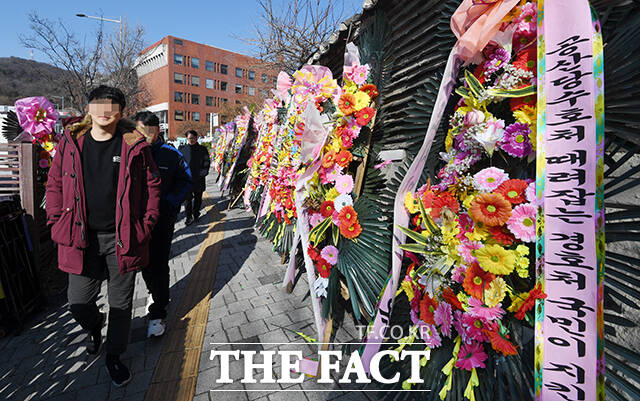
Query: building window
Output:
[[206, 96, 214, 106], [193, 112, 200, 121], [249, 70, 255, 80], [205, 60, 213, 71], [261, 89, 269, 97], [220, 81, 228, 91], [220, 64, 228, 75], [174, 72, 184, 84], [174, 54, 183, 65], [205, 79, 214, 89], [191, 57, 200, 69], [235, 67, 243, 78], [222, 98, 228, 103], [235, 100, 241, 105], [235, 84, 243, 94], [192, 76, 200, 87], [191, 94, 200, 105], [174, 91, 183, 102], [174, 110, 184, 120], [174, 38, 183, 45], [248, 87, 255, 96], [261, 73, 268, 83]]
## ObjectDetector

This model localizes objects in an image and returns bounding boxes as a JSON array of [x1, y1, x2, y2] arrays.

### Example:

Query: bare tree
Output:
[[244, 0, 350, 73], [19, 12, 149, 113]]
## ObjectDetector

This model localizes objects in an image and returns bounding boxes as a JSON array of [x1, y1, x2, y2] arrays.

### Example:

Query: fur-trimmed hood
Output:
[[63, 115, 144, 146]]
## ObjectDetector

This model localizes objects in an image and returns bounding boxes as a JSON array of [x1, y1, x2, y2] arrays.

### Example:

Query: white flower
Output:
[[313, 277, 329, 298], [473, 119, 505, 156], [333, 193, 353, 213]]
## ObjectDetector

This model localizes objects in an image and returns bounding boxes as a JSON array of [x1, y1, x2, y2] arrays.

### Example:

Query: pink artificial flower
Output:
[[460, 312, 489, 343], [451, 265, 467, 284], [38, 158, 50, 169], [331, 210, 341, 226], [340, 130, 354, 148], [309, 212, 324, 228], [434, 302, 453, 337], [321, 245, 339, 265], [352, 65, 370, 86], [325, 165, 343, 183], [457, 240, 481, 265], [507, 203, 536, 242], [515, 2, 537, 36], [473, 167, 509, 192], [455, 342, 488, 371], [374, 159, 392, 170], [467, 297, 505, 321], [335, 174, 354, 194], [14, 96, 59, 138], [525, 181, 536, 204], [417, 322, 442, 347], [463, 109, 485, 127], [343, 65, 357, 82], [456, 213, 475, 241]]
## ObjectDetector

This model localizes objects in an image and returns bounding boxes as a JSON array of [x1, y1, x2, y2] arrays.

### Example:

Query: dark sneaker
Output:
[[194, 214, 200, 223], [86, 312, 105, 355], [105, 355, 132, 387], [185, 216, 193, 226]]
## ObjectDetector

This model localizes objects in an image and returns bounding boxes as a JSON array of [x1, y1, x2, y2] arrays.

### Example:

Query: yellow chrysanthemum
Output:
[[474, 244, 516, 275], [515, 244, 530, 278], [445, 128, 455, 152], [404, 192, 420, 214], [343, 81, 358, 94], [325, 188, 339, 201], [485, 277, 507, 307], [463, 192, 477, 211], [465, 223, 489, 242], [397, 279, 415, 301], [354, 91, 371, 111]]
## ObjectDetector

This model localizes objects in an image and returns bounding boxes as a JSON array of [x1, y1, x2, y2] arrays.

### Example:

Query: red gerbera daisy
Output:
[[307, 245, 320, 261], [510, 84, 536, 111], [484, 328, 518, 356], [421, 190, 435, 209], [441, 287, 464, 310], [320, 201, 335, 217], [412, 214, 423, 231], [463, 262, 495, 299], [359, 84, 379, 99], [340, 220, 362, 239], [487, 225, 516, 246], [495, 179, 528, 205], [513, 46, 536, 72], [338, 205, 358, 226], [515, 284, 547, 320], [316, 257, 332, 278], [419, 293, 439, 325], [335, 150, 353, 168], [355, 107, 375, 126], [430, 191, 460, 219]]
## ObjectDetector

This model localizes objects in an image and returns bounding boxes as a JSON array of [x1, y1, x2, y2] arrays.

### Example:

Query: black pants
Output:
[[67, 231, 135, 355], [141, 212, 177, 320], [184, 190, 203, 220]]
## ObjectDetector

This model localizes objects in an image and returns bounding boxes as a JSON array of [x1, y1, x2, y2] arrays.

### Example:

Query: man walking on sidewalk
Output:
[[133, 111, 192, 337], [179, 130, 211, 225], [46, 86, 161, 387]]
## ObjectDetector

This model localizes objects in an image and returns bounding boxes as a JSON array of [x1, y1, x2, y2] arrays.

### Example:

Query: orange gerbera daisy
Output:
[[359, 84, 379, 98], [338, 206, 358, 226], [335, 150, 353, 168], [484, 328, 518, 356], [469, 193, 512, 226], [430, 191, 460, 219], [322, 151, 336, 168], [495, 179, 528, 205], [320, 201, 334, 217], [340, 220, 362, 239], [338, 93, 357, 115], [463, 262, 495, 299], [420, 293, 439, 325]]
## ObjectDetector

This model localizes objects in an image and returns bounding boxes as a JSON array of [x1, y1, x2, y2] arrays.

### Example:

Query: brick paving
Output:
[[0, 175, 378, 401]]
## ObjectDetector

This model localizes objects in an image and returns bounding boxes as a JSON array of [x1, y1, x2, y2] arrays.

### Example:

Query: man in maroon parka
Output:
[[46, 86, 161, 387]]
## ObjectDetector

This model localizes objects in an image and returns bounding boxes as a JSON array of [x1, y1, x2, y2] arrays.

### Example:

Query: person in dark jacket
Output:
[[178, 130, 211, 224], [133, 111, 192, 337], [46, 86, 161, 387]]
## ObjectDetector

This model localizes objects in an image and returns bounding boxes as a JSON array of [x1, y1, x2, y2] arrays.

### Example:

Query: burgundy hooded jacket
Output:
[[45, 116, 162, 275]]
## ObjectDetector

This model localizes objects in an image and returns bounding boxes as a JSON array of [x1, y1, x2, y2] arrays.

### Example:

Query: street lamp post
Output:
[[76, 13, 123, 50]]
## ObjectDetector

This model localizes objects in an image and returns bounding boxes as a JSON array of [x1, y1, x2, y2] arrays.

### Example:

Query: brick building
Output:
[[135, 36, 277, 139]]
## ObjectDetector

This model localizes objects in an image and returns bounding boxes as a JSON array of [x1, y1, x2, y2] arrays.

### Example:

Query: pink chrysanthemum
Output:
[[467, 297, 505, 321], [417, 322, 442, 347], [335, 174, 354, 194], [460, 312, 489, 343], [473, 167, 509, 192], [507, 203, 536, 242], [434, 302, 453, 337], [451, 265, 467, 284], [325, 165, 343, 183], [331, 210, 341, 226], [321, 245, 339, 265], [525, 181, 536, 204], [455, 342, 488, 371], [309, 212, 324, 228], [457, 240, 481, 265]]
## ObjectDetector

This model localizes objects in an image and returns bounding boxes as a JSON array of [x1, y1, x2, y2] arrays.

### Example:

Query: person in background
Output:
[[179, 130, 211, 225], [133, 111, 192, 337], [46, 86, 161, 387]]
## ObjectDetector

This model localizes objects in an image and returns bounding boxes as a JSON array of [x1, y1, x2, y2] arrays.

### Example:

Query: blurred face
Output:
[[187, 133, 198, 145], [87, 99, 122, 127], [136, 121, 160, 143]]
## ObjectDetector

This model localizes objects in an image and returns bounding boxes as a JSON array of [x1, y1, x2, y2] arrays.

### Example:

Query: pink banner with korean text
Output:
[[534, 1, 605, 400]]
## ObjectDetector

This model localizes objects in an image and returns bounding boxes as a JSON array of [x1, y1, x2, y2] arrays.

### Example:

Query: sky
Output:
[[1, 0, 363, 64]]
